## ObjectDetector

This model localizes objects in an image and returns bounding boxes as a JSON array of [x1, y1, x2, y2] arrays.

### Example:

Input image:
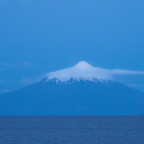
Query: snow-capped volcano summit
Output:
[[74, 61, 93, 68], [45, 61, 144, 83], [46, 61, 112, 82]]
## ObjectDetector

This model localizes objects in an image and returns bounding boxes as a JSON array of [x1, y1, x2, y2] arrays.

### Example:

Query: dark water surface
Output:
[[0, 116, 144, 144]]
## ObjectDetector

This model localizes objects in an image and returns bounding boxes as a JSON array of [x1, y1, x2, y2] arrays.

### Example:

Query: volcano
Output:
[[0, 61, 144, 115]]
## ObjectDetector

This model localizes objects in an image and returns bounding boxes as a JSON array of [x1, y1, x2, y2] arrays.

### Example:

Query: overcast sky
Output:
[[0, 0, 144, 93]]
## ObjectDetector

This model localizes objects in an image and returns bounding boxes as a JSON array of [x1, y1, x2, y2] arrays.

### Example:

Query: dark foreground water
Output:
[[0, 116, 144, 144]]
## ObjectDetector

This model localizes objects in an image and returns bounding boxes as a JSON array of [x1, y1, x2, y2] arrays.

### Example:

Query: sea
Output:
[[0, 116, 143, 144]]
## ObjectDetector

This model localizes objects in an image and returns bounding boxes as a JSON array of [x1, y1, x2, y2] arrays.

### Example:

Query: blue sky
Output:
[[0, 0, 144, 93]]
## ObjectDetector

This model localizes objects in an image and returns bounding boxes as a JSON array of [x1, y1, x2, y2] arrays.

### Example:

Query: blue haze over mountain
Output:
[[0, 0, 144, 93], [0, 61, 144, 115]]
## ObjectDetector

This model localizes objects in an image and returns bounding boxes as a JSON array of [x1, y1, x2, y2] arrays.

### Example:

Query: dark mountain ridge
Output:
[[0, 79, 144, 115]]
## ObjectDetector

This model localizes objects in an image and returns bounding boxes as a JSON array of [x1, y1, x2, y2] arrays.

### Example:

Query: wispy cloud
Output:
[[1, 62, 33, 68], [1, 89, 12, 94], [19, 78, 38, 85], [112, 69, 144, 75], [0, 0, 30, 3], [19, 75, 44, 85]]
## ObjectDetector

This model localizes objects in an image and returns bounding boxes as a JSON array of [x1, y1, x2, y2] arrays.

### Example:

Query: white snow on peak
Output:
[[74, 61, 93, 69], [46, 61, 112, 82], [45, 61, 144, 82]]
